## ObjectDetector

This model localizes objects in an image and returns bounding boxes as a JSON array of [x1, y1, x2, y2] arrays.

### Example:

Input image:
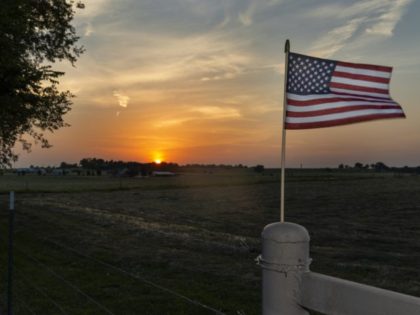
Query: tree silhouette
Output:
[[253, 165, 265, 173], [374, 162, 389, 171], [354, 162, 363, 169], [0, 0, 84, 167]]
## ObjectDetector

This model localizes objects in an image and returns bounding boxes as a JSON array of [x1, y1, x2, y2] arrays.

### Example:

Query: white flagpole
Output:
[[280, 39, 290, 223]]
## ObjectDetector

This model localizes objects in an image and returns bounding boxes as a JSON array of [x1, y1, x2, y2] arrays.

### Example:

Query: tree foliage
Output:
[[0, 0, 84, 167], [253, 164, 265, 173]]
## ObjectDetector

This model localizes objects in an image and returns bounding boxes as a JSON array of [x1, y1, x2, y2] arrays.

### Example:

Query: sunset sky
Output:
[[16, 0, 420, 167]]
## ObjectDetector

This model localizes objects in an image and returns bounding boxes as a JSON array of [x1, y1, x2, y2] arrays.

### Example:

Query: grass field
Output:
[[0, 170, 420, 314]]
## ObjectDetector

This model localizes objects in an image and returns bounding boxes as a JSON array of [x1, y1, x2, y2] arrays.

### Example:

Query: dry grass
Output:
[[0, 170, 419, 314]]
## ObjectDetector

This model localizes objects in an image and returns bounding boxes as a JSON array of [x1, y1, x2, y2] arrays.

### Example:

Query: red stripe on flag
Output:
[[286, 105, 402, 117], [330, 82, 389, 95], [285, 113, 405, 129], [337, 61, 392, 72], [333, 71, 390, 84]]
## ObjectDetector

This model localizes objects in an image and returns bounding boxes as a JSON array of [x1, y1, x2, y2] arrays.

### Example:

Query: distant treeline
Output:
[[18, 158, 261, 177], [76, 158, 179, 176], [337, 161, 420, 173], [75, 158, 252, 173], [9, 158, 420, 177]]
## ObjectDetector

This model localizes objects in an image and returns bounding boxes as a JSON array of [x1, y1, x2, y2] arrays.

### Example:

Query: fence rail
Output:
[[300, 271, 420, 315], [260, 222, 420, 315]]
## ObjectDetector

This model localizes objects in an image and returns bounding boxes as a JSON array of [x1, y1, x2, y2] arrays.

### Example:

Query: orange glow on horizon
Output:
[[152, 151, 164, 164]]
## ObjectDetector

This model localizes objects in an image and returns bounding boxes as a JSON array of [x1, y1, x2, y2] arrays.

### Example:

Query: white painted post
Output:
[[260, 222, 310, 315]]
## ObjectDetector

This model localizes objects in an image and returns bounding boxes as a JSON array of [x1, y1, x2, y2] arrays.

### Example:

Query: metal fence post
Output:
[[8, 191, 15, 315], [259, 222, 310, 315]]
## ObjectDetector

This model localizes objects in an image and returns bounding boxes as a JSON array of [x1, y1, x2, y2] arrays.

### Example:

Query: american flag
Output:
[[285, 52, 405, 129]]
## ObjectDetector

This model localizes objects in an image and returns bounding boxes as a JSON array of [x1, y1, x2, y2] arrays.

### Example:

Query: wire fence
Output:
[[14, 246, 117, 315], [37, 238, 226, 315], [15, 268, 70, 315], [14, 295, 36, 315], [0, 194, 230, 315]]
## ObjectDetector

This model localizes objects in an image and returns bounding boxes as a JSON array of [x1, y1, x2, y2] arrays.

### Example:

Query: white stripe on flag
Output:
[[334, 65, 391, 78], [287, 101, 398, 112], [330, 76, 389, 90], [329, 87, 389, 98]]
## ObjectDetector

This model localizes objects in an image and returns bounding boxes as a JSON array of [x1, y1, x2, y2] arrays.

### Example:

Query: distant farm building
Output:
[[16, 168, 45, 175], [52, 168, 65, 176]]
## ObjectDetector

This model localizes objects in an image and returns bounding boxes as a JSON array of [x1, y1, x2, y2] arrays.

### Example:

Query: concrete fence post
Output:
[[259, 222, 310, 315]]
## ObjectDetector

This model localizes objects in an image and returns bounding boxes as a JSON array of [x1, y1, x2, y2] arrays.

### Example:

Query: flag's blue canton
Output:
[[287, 53, 336, 95]]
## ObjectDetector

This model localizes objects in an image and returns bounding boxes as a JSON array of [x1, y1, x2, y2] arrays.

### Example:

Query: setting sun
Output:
[[151, 151, 164, 164]]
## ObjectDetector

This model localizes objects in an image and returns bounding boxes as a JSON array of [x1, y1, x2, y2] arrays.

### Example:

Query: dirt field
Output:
[[0, 170, 419, 314]]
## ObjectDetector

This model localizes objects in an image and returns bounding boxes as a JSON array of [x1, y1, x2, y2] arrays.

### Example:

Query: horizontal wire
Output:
[[42, 238, 226, 315], [14, 267, 69, 315], [14, 295, 37, 315], [13, 246, 116, 315], [2, 207, 227, 315]]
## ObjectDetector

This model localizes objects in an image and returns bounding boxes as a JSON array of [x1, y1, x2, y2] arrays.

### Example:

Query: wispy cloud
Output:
[[190, 106, 241, 119], [73, 0, 110, 40], [113, 91, 130, 108], [366, 0, 412, 36], [305, 0, 413, 57], [84, 22, 94, 36], [154, 106, 242, 128], [238, 2, 257, 26], [238, 0, 283, 26], [82, 31, 252, 86], [154, 118, 191, 128], [309, 18, 365, 57]]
